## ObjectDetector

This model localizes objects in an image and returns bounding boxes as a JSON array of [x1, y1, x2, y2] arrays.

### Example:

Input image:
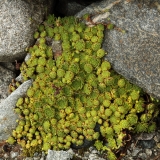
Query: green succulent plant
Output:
[[7, 14, 160, 160]]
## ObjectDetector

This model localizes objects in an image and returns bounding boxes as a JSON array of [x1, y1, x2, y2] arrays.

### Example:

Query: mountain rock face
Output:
[[76, 0, 160, 99], [0, 0, 50, 62]]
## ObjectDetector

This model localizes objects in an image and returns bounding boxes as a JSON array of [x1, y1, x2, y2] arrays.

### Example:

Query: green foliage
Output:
[[8, 14, 160, 160]]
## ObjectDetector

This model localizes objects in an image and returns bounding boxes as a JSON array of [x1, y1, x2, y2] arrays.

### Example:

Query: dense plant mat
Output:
[[7, 14, 160, 160]]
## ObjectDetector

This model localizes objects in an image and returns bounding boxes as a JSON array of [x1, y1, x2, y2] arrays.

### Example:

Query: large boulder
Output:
[[67, 1, 86, 16], [0, 64, 16, 103], [0, 0, 52, 62], [76, 0, 160, 99], [0, 80, 32, 141]]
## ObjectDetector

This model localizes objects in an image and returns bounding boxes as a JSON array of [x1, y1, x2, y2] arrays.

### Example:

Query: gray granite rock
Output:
[[145, 149, 152, 157], [154, 132, 160, 142], [136, 132, 155, 140], [0, 65, 16, 103], [137, 140, 156, 149], [0, 0, 49, 62], [138, 152, 148, 159], [76, 0, 160, 99], [10, 151, 19, 159], [131, 147, 142, 157], [0, 80, 32, 141], [67, 2, 86, 16], [0, 62, 15, 72], [46, 149, 74, 160], [88, 153, 106, 160], [104, 0, 160, 100]]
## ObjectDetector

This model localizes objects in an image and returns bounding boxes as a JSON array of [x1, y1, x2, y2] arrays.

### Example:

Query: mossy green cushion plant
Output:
[[6, 14, 160, 159]]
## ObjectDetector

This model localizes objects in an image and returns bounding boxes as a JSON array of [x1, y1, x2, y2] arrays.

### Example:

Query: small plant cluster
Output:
[[7, 15, 159, 159], [8, 79, 21, 93]]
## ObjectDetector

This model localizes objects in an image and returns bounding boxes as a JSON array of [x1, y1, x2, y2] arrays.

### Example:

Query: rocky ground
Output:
[[1, 119, 160, 160], [0, 59, 159, 159], [0, 61, 159, 160]]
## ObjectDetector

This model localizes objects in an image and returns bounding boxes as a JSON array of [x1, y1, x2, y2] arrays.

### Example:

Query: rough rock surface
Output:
[[0, 0, 48, 62], [46, 149, 74, 160], [0, 80, 32, 141], [0, 62, 15, 73], [67, 2, 86, 16], [76, 0, 160, 99], [0, 65, 16, 103]]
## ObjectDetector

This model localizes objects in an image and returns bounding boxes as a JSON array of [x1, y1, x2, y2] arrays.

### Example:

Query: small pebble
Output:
[[152, 149, 158, 156], [89, 153, 105, 160], [89, 146, 94, 152], [3, 153, 9, 158], [156, 142, 160, 148], [10, 151, 19, 159], [41, 152, 46, 157], [154, 136, 159, 142], [25, 157, 33, 160], [154, 133, 160, 142], [91, 150, 98, 154], [137, 133, 155, 140], [138, 152, 147, 159], [126, 149, 131, 156], [131, 148, 141, 157], [33, 152, 39, 157], [145, 149, 152, 157], [137, 140, 156, 149], [67, 148, 74, 156], [83, 152, 90, 159], [34, 157, 41, 160], [130, 143, 135, 148]]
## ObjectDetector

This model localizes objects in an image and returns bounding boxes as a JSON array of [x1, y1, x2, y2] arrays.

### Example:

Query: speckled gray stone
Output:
[[0, 80, 32, 141], [46, 149, 74, 160], [136, 132, 155, 140], [10, 151, 19, 159], [131, 147, 142, 157], [67, 2, 86, 16], [76, 0, 160, 99], [138, 152, 148, 159], [103, 0, 160, 99], [89, 153, 105, 160], [0, 0, 47, 62], [0, 65, 16, 103], [0, 62, 15, 72], [145, 149, 152, 157], [137, 140, 156, 149], [154, 132, 160, 142]]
